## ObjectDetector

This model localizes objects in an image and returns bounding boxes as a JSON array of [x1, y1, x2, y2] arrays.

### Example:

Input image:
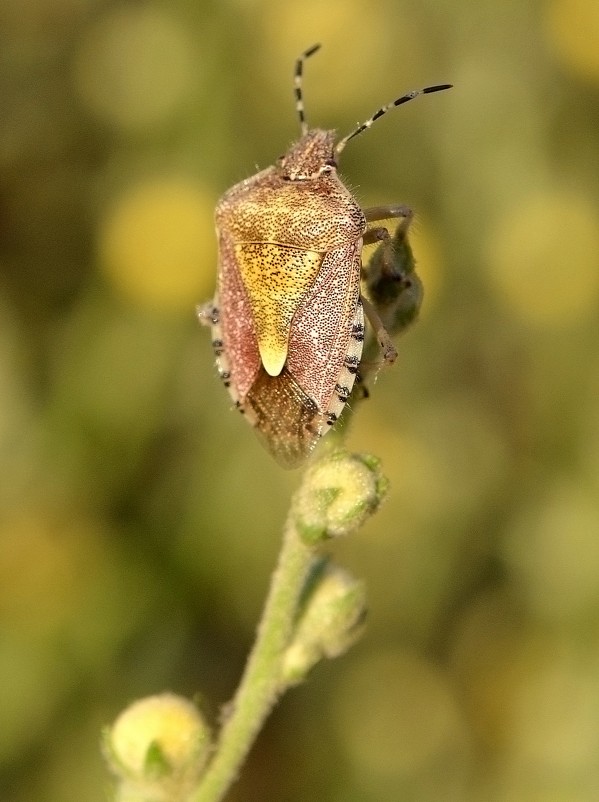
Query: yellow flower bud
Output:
[[105, 693, 211, 800]]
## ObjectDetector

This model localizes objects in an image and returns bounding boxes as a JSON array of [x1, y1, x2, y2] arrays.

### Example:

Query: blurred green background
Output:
[[2, 0, 599, 800]]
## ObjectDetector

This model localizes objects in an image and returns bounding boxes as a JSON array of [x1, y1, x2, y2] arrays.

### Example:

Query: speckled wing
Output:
[[287, 241, 362, 410], [244, 241, 363, 468], [245, 366, 320, 468], [216, 229, 261, 402]]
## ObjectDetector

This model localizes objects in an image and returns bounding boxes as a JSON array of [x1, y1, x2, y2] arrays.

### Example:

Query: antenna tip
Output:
[[303, 43, 321, 59], [423, 83, 453, 94]]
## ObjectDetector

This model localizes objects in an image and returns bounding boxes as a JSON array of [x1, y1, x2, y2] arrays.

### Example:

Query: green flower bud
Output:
[[104, 693, 212, 801], [293, 450, 388, 544], [281, 562, 367, 686]]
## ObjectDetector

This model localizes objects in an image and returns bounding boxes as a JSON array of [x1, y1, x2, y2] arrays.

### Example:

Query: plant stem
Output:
[[190, 509, 318, 802]]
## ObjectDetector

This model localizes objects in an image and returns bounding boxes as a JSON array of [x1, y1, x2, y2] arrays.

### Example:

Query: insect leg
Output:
[[364, 204, 413, 226], [359, 202, 426, 390], [363, 205, 413, 274], [360, 295, 397, 365], [361, 206, 423, 340]]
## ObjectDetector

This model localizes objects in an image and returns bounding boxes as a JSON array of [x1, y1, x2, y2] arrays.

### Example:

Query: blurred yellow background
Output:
[[1, 0, 599, 800]]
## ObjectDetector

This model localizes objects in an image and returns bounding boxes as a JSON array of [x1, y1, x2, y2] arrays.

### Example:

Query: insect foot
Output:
[[201, 43, 451, 468]]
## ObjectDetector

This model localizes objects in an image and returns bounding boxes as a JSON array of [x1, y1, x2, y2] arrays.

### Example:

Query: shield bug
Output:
[[199, 44, 451, 468]]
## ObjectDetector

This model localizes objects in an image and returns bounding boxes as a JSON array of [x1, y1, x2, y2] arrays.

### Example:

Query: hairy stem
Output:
[[189, 510, 319, 802]]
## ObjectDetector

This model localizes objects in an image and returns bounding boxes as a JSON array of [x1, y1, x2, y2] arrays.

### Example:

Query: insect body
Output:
[[199, 44, 451, 468]]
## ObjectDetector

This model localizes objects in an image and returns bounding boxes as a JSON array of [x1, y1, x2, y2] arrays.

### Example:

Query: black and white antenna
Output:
[[294, 43, 321, 136], [335, 83, 453, 155]]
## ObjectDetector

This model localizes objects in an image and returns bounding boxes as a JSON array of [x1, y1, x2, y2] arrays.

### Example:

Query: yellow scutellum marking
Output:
[[236, 244, 323, 376]]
